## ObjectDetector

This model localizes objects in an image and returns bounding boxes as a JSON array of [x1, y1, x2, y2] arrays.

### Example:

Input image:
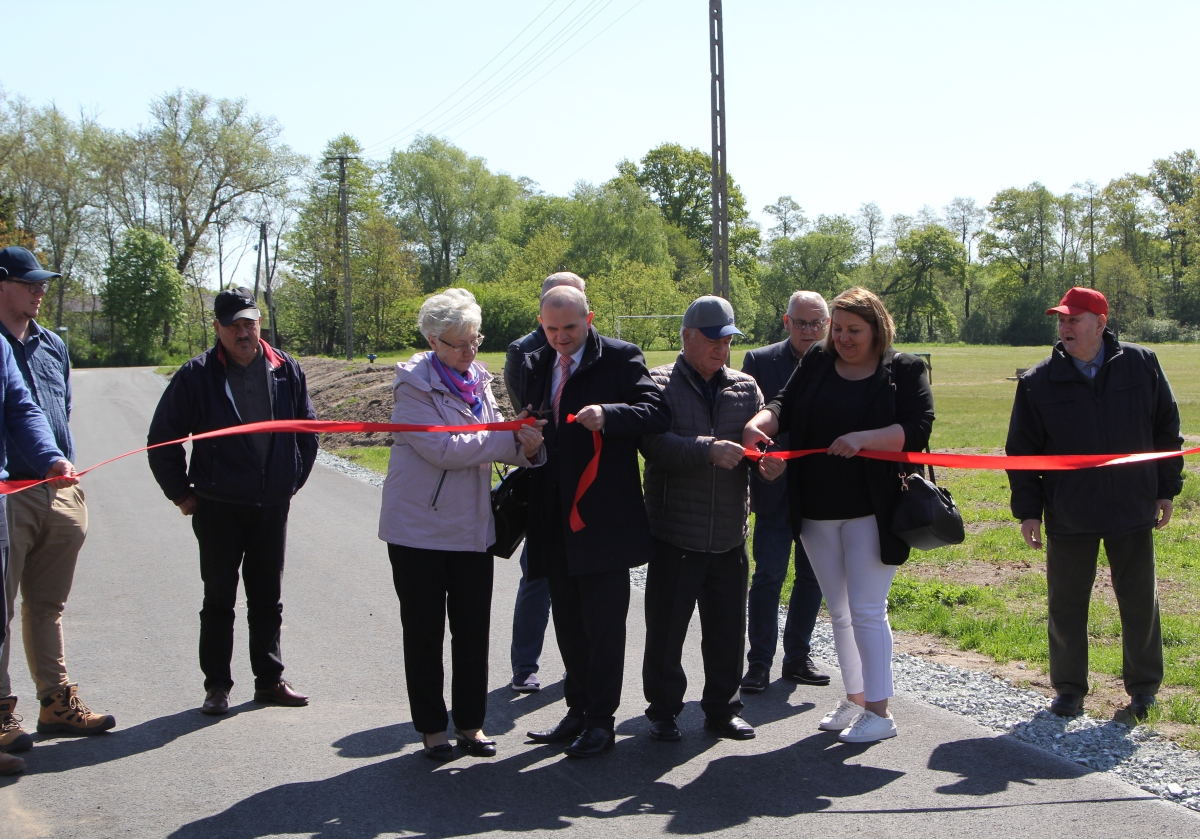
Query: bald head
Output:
[[542, 271, 586, 296], [540, 285, 590, 318]]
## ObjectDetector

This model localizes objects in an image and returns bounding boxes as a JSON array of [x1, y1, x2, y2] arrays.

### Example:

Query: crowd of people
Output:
[[0, 252, 1184, 774]]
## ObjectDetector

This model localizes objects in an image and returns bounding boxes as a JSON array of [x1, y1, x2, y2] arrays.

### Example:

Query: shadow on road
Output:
[[169, 731, 902, 838], [928, 736, 1090, 795]]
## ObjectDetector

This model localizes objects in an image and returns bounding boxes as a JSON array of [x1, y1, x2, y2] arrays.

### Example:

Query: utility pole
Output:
[[259, 221, 278, 348], [709, 0, 730, 299], [326, 154, 357, 360]]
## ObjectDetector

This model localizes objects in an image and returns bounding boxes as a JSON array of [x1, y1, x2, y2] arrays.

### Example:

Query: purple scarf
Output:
[[428, 351, 483, 417]]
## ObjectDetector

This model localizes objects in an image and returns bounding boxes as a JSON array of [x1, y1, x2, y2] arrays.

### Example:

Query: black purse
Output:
[[890, 459, 965, 551], [489, 465, 530, 559]]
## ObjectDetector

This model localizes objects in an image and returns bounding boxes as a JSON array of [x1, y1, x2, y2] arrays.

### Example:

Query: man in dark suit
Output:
[[521, 285, 669, 757], [740, 290, 831, 692], [502, 272, 585, 694]]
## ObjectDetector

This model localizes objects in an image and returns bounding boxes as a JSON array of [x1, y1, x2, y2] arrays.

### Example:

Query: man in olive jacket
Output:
[[639, 297, 785, 743], [1006, 287, 1182, 721]]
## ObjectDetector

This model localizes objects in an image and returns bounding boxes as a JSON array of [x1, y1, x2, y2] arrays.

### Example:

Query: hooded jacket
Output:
[[1005, 330, 1183, 540], [377, 353, 540, 553], [147, 340, 318, 506]]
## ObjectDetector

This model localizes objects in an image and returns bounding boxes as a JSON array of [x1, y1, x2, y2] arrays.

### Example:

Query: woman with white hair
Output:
[[378, 288, 545, 761]]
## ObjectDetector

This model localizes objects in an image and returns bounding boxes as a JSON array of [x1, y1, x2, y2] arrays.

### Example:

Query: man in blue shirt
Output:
[[0, 247, 112, 770]]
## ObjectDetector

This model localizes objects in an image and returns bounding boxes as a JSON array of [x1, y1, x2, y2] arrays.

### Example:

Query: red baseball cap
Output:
[[1046, 287, 1108, 317]]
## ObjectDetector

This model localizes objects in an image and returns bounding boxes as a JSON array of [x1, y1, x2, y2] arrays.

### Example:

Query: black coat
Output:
[[1005, 331, 1183, 540], [147, 341, 319, 507], [741, 339, 799, 514], [766, 344, 935, 566], [518, 328, 670, 577]]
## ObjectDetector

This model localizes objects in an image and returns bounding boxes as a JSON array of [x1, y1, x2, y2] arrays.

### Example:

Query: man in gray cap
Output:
[[638, 296, 786, 741]]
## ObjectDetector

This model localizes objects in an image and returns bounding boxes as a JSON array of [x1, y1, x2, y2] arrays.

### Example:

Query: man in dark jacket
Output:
[[639, 296, 784, 743], [1006, 287, 1182, 721], [148, 288, 318, 716], [520, 285, 669, 757], [502, 271, 585, 694], [740, 290, 830, 693]]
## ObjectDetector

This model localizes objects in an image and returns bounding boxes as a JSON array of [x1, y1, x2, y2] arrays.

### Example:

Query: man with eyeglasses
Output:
[[740, 290, 831, 693], [0, 247, 107, 771], [148, 287, 318, 716]]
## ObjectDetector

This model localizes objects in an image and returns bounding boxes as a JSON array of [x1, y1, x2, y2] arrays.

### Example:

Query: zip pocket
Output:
[[429, 470, 448, 509]]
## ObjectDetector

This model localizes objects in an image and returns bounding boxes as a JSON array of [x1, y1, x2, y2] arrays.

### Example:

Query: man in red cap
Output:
[[1005, 287, 1183, 721]]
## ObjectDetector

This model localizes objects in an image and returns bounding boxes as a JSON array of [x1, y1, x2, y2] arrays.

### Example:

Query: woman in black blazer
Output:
[[743, 287, 934, 744]]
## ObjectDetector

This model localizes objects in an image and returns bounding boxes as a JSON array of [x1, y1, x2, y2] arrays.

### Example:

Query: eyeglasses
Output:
[[787, 315, 827, 332], [435, 334, 484, 354], [3, 280, 49, 295]]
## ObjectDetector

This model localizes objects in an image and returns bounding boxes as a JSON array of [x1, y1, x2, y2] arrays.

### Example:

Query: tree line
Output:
[[3, 85, 1199, 364]]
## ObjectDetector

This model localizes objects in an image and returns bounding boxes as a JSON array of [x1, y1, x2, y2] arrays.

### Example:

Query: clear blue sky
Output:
[[8, 1, 1199, 227]]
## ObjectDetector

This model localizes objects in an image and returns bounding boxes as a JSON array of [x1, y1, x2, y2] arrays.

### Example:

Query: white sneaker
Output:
[[818, 699, 863, 732], [838, 710, 897, 743]]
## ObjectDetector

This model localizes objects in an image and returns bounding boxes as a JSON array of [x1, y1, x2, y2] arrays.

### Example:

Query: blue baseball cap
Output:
[[683, 295, 743, 340], [0, 247, 61, 282]]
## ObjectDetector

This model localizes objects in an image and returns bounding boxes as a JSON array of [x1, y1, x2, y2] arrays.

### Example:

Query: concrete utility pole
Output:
[[259, 222, 278, 348], [326, 154, 357, 361], [709, 0, 730, 299]]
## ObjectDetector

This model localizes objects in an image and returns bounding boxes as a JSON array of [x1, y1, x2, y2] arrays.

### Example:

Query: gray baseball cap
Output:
[[683, 295, 743, 340]]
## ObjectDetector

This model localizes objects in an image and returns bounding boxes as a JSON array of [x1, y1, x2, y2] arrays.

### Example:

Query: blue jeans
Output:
[[746, 502, 823, 669], [510, 543, 552, 677]]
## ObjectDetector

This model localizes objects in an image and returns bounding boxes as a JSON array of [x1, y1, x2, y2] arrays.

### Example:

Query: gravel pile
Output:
[[314, 446, 1200, 814]]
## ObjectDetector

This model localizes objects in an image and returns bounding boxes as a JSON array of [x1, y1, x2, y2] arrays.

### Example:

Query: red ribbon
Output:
[[565, 413, 602, 532], [743, 446, 1200, 471], [0, 418, 535, 496]]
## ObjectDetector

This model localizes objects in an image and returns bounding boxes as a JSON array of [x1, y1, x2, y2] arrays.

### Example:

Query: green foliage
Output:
[[102, 228, 184, 364], [755, 215, 860, 341]]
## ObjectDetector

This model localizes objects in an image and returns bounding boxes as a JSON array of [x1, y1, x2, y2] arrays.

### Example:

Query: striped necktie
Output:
[[553, 354, 572, 424]]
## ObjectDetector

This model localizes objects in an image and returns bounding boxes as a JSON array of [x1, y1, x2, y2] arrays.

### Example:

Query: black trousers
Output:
[[643, 538, 748, 723], [388, 544, 493, 734], [192, 498, 289, 692], [1046, 528, 1163, 697], [548, 567, 630, 731]]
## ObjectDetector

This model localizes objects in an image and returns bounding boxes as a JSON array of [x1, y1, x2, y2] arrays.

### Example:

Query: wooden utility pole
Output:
[[326, 154, 357, 360], [709, 0, 730, 299]]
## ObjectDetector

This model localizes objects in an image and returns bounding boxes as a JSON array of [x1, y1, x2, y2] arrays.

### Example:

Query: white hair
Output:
[[787, 290, 828, 315], [418, 288, 482, 340], [541, 271, 586, 296]]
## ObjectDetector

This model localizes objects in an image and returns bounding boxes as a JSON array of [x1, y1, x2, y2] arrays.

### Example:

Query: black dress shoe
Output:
[[781, 655, 831, 686], [1049, 693, 1084, 717], [648, 717, 681, 742], [564, 727, 614, 757], [527, 714, 586, 743], [740, 663, 769, 694], [422, 735, 454, 762], [1128, 694, 1156, 722], [455, 728, 498, 757], [201, 688, 229, 716], [704, 715, 756, 740]]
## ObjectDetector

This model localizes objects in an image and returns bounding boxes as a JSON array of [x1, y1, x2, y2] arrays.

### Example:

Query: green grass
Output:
[[329, 446, 392, 474]]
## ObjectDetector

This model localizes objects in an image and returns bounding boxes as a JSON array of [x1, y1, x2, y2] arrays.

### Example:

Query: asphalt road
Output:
[[1, 366, 1197, 838]]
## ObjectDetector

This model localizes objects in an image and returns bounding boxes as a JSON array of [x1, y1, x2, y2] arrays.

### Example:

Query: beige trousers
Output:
[[0, 484, 88, 699]]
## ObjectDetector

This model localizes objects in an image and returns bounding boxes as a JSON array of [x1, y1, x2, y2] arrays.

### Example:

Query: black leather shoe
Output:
[[1128, 694, 1156, 722], [200, 688, 229, 716], [648, 717, 681, 742], [422, 735, 454, 762], [527, 714, 586, 743], [564, 727, 614, 757], [704, 715, 756, 740], [1049, 693, 1084, 717], [454, 728, 497, 757], [781, 655, 831, 686], [740, 663, 769, 694]]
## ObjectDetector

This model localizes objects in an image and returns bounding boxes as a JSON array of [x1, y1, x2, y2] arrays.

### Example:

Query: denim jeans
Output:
[[509, 543, 552, 677], [746, 502, 824, 669]]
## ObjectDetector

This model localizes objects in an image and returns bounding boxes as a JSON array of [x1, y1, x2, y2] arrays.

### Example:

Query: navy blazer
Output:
[[742, 339, 799, 514]]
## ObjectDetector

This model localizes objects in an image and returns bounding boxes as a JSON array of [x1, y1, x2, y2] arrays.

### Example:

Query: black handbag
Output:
[[489, 465, 530, 559], [890, 459, 965, 551]]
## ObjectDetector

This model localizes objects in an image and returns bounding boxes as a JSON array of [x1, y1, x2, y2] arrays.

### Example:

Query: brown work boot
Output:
[[0, 751, 24, 775], [0, 695, 33, 753], [37, 684, 116, 736]]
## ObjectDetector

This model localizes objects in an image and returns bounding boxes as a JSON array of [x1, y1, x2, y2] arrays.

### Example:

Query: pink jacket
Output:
[[377, 353, 539, 552]]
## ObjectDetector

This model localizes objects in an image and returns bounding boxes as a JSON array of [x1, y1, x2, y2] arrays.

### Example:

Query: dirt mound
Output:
[[301, 356, 515, 448]]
